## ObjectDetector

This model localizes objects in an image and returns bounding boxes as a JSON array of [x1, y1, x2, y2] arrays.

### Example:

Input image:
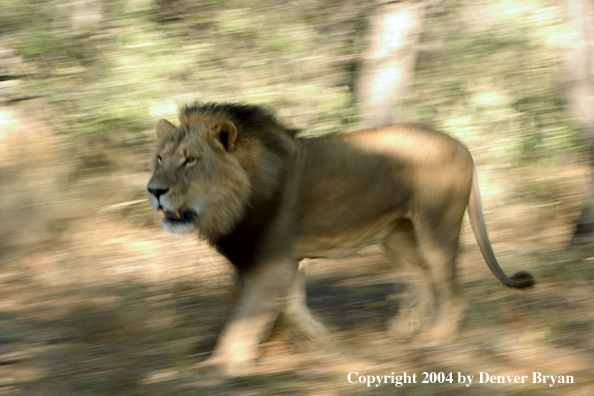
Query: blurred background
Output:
[[1, 0, 593, 394]]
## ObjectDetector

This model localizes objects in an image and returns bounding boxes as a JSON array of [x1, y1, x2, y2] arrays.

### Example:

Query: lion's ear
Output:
[[212, 120, 238, 152], [156, 119, 176, 142]]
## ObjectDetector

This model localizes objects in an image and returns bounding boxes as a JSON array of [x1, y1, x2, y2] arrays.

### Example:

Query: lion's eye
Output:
[[157, 155, 163, 164], [183, 157, 197, 168]]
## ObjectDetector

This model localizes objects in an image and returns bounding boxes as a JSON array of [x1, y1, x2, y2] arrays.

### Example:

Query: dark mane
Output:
[[179, 102, 298, 138]]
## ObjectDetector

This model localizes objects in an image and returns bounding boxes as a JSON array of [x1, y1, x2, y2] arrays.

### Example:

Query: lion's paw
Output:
[[388, 308, 428, 339], [193, 356, 253, 380], [301, 320, 330, 347]]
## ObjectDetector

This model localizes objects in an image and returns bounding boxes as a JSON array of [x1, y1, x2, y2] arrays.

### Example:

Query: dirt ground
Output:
[[1, 103, 593, 395]]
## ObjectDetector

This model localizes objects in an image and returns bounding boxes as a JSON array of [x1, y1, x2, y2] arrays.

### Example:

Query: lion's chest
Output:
[[296, 215, 397, 259]]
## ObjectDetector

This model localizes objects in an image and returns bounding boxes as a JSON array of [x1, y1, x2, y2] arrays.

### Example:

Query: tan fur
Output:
[[148, 115, 250, 239], [147, 103, 534, 378], [297, 213, 400, 259]]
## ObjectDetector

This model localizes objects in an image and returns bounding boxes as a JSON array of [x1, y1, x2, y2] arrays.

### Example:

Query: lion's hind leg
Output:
[[383, 219, 437, 338], [411, 218, 466, 341]]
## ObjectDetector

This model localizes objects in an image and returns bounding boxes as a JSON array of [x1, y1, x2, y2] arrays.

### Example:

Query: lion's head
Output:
[[147, 114, 250, 240]]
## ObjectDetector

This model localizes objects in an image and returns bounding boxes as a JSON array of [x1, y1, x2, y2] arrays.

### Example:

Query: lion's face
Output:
[[147, 118, 250, 239]]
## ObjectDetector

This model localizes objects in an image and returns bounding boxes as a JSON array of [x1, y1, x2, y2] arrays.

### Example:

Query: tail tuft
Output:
[[509, 271, 535, 289]]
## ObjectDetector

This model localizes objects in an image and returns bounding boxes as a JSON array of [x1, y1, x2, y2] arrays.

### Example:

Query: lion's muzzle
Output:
[[147, 186, 198, 235], [148, 186, 168, 200], [162, 209, 197, 234], [147, 186, 167, 212]]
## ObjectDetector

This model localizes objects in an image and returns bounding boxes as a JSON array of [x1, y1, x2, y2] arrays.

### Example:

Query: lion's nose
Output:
[[148, 187, 169, 200]]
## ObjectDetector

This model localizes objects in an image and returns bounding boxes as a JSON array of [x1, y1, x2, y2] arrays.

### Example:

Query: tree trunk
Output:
[[356, 1, 425, 128], [559, 1, 594, 242]]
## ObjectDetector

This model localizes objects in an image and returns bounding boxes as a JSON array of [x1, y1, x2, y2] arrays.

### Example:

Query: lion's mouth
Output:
[[161, 209, 197, 224]]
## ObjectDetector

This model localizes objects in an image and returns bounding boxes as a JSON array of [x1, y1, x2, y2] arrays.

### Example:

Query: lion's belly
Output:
[[296, 215, 397, 259]]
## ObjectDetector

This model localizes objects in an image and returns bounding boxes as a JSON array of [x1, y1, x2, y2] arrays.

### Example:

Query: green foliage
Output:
[[0, 0, 581, 159], [411, 0, 576, 164]]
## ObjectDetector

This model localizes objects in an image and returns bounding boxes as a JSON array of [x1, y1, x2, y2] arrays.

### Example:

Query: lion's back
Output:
[[293, 125, 474, 251]]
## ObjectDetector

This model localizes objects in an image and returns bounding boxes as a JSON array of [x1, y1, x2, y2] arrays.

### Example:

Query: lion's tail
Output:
[[467, 165, 535, 289]]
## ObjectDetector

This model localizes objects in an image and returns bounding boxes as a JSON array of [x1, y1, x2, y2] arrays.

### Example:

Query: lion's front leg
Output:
[[195, 258, 297, 378], [281, 266, 328, 346]]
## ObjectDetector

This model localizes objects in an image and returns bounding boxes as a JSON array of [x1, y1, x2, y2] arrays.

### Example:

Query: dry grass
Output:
[[1, 103, 593, 395]]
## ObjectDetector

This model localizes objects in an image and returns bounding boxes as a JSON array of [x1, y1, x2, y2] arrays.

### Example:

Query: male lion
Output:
[[147, 102, 534, 377]]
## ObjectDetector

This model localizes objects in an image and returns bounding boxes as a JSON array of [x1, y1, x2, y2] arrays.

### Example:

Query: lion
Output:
[[147, 102, 534, 377]]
